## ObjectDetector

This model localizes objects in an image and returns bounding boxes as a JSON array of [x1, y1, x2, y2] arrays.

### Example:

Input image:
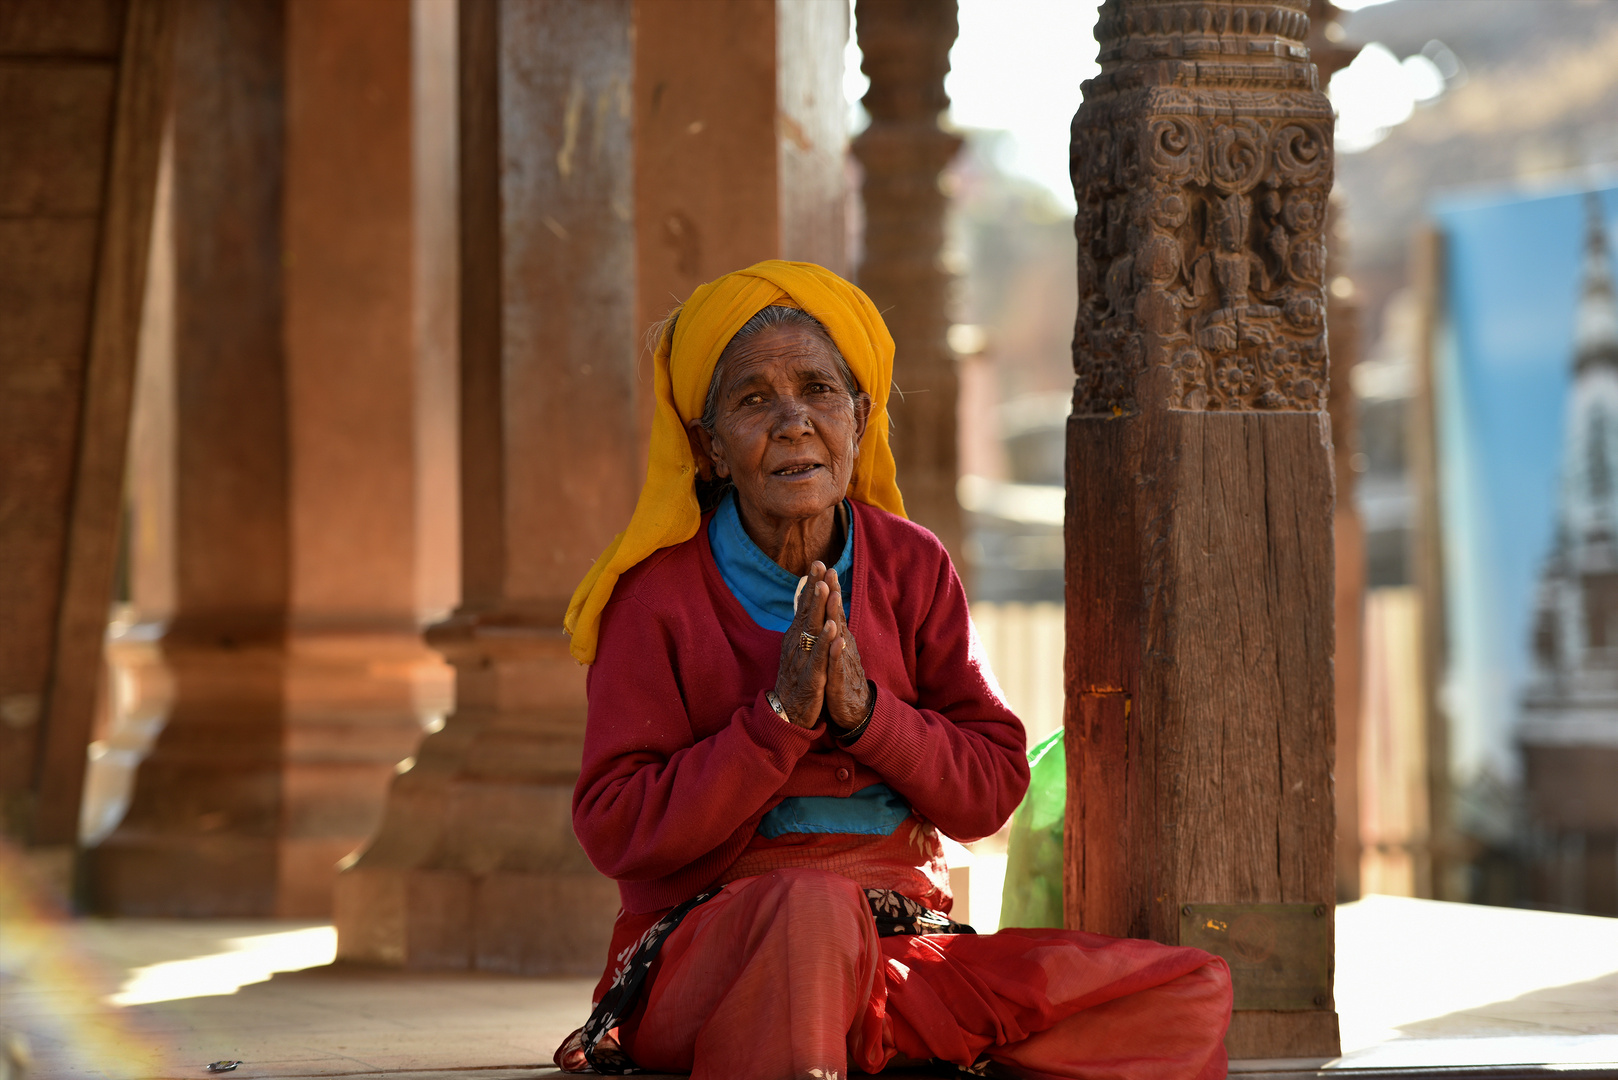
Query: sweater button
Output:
[[836, 767, 850, 782]]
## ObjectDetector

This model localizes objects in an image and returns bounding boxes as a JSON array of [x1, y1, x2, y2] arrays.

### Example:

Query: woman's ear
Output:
[[686, 420, 722, 481], [852, 391, 872, 446]]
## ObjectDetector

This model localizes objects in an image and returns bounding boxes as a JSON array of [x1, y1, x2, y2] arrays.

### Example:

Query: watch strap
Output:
[[764, 688, 794, 725]]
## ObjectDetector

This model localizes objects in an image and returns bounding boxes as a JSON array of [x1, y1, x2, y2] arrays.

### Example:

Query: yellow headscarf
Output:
[[564, 260, 906, 664]]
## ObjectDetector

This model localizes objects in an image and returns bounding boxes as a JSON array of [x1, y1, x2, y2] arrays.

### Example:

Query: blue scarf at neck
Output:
[[708, 489, 853, 631]]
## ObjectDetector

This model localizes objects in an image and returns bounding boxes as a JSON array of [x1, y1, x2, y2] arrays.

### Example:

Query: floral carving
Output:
[[1072, 0, 1333, 415]]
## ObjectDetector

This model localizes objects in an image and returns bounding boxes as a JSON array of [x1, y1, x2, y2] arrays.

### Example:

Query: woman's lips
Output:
[[772, 462, 822, 477]]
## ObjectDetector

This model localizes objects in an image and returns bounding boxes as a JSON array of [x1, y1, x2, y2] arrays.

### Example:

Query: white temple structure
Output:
[[1520, 192, 1618, 914]]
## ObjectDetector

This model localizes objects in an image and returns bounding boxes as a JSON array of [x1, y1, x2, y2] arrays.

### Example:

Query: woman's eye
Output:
[[739, 393, 766, 406]]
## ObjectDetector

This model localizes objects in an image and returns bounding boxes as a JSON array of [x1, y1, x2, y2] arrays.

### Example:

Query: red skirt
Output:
[[595, 867, 1231, 1080]]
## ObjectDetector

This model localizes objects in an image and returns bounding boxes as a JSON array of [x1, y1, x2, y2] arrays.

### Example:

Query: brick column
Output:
[[336, 0, 850, 974], [1065, 0, 1340, 1059], [88, 0, 452, 916], [335, 0, 638, 974], [632, 0, 849, 465], [853, 0, 964, 565]]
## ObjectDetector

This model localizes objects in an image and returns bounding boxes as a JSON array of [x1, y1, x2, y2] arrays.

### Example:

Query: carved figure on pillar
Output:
[[1066, 0, 1340, 1060], [1072, 1, 1332, 418]]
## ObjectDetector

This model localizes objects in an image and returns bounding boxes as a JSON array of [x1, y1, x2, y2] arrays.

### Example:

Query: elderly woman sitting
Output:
[[557, 262, 1231, 1080]]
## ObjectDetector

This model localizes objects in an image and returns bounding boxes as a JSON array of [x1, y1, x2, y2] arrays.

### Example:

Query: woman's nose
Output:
[[771, 397, 813, 435]]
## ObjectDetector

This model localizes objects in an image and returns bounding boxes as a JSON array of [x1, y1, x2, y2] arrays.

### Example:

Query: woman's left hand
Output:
[[821, 567, 870, 730]]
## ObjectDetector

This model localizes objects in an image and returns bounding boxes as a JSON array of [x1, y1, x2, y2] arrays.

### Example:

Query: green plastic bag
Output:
[[999, 729, 1065, 928]]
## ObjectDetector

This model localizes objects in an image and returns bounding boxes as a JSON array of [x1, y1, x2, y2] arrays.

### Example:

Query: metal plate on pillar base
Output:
[[1180, 903, 1331, 1012]]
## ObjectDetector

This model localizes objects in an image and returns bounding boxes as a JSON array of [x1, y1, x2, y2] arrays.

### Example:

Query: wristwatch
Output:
[[764, 689, 795, 726]]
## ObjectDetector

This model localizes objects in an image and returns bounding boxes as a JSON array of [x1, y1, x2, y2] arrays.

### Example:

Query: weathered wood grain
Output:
[[1067, 413, 1335, 923], [1067, 410, 1338, 1053], [1064, 416, 1144, 938]]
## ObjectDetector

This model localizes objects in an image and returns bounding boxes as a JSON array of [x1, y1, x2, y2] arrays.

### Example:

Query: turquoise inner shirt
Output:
[[708, 487, 852, 629], [707, 489, 909, 837]]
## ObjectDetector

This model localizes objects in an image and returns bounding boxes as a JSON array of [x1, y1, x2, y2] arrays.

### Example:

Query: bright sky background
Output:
[[844, 0, 1415, 209], [944, 0, 1099, 209]]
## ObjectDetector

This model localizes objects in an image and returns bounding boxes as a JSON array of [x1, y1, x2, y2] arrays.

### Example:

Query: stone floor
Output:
[[3, 894, 1618, 1079]]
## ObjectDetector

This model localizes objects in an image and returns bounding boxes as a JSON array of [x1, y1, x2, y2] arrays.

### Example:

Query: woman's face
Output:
[[697, 324, 870, 525]]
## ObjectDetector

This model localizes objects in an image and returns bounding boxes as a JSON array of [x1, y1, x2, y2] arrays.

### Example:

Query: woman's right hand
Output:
[[774, 561, 836, 727]]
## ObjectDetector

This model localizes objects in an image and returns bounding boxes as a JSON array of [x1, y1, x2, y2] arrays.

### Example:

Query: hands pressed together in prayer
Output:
[[774, 561, 870, 731]]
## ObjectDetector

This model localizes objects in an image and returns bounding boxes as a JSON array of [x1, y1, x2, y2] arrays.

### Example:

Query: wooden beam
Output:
[[1065, 0, 1340, 1059], [32, 0, 177, 847]]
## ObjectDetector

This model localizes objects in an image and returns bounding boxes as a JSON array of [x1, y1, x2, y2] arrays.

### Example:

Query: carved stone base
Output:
[[335, 864, 617, 975], [86, 629, 447, 917], [333, 617, 617, 976]]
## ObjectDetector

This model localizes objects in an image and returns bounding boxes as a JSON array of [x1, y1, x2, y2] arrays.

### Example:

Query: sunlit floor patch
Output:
[[108, 925, 336, 1006], [1335, 895, 1618, 1058]]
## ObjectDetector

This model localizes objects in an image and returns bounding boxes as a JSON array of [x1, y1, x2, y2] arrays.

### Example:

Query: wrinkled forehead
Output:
[[715, 325, 844, 390]]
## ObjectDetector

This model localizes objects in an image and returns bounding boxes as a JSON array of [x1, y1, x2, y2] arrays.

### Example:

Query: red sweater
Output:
[[574, 500, 1030, 915]]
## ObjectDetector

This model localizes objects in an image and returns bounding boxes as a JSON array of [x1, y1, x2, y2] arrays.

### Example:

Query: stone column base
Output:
[[334, 616, 618, 976], [86, 628, 449, 917], [335, 864, 617, 974]]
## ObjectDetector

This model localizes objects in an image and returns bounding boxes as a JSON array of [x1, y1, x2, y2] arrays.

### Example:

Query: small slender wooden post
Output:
[[853, 0, 964, 565], [1065, 0, 1340, 1059]]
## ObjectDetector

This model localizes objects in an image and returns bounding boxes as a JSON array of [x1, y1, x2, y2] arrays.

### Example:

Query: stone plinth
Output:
[[336, 620, 615, 973]]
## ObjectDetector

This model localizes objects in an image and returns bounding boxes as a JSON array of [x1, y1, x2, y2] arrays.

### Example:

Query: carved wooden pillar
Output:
[[853, 0, 963, 565], [1065, 0, 1340, 1059], [335, 0, 637, 975], [88, 0, 451, 916]]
